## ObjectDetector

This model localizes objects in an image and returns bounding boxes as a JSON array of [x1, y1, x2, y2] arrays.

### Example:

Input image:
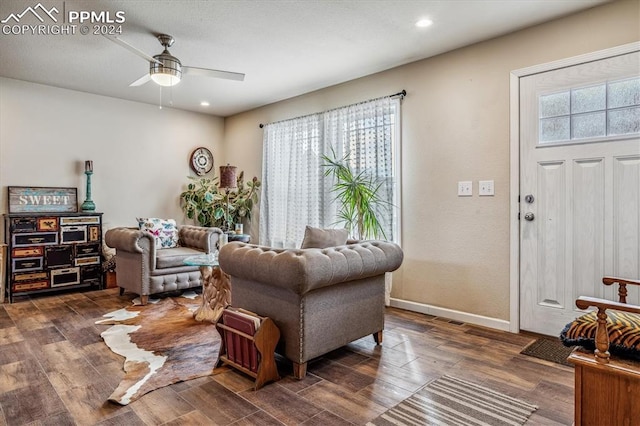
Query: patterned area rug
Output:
[[368, 375, 538, 426], [520, 337, 573, 367], [96, 293, 221, 405]]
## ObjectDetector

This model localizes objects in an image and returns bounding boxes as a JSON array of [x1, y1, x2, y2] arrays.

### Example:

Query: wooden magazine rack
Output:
[[215, 307, 280, 390]]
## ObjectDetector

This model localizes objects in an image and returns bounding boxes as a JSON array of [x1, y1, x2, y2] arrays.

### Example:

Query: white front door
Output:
[[519, 51, 640, 336]]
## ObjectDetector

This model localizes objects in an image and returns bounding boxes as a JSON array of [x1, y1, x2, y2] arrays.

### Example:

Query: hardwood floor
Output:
[[0, 288, 574, 425]]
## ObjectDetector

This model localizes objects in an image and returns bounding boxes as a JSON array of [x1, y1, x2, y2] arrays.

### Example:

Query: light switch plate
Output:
[[458, 181, 472, 197], [479, 180, 495, 196]]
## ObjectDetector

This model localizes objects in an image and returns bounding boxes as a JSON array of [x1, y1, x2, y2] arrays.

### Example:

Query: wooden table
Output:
[[183, 253, 231, 323]]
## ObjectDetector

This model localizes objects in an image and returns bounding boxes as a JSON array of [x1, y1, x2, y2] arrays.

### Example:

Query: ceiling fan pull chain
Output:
[[159, 86, 163, 110]]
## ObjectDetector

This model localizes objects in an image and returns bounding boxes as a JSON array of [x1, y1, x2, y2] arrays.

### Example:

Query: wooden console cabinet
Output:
[[3, 212, 103, 303]]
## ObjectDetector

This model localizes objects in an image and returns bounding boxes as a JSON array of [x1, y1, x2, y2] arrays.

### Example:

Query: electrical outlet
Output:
[[458, 181, 472, 197], [479, 180, 495, 196]]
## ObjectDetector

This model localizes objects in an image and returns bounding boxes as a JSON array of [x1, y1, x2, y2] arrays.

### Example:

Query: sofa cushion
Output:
[[300, 226, 348, 249], [155, 246, 204, 269], [560, 310, 640, 361], [137, 218, 179, 249]]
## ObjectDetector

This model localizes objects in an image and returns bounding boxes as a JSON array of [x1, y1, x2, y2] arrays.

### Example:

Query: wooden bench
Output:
[[567, 277, 640, 425]]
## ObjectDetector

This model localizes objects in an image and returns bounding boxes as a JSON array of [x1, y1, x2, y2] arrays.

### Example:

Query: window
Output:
[[538, 77, 640, 143], [260, 96, 401, 247]]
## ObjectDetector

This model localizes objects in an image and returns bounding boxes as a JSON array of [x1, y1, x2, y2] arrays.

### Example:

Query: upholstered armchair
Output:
[[218, 240, 404, 378], [105, 225, 222, 304]]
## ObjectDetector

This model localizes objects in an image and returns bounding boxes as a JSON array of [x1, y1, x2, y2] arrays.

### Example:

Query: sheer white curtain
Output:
[[260, 96, 400, 247], [260, 114, 332, 247], [324, 97, 398, 242]]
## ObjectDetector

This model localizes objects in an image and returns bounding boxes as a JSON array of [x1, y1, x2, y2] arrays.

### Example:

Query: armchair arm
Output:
[[178, 226, 222, 253], [104, 227, 154, 254]]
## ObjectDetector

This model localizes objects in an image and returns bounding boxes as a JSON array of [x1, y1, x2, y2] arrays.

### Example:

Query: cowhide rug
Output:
[[96, 292, 221, 405]]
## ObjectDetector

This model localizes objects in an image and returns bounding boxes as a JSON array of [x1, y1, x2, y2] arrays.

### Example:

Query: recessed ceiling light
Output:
[[415, 19, 433, 28], [200, 101, 210, 107]]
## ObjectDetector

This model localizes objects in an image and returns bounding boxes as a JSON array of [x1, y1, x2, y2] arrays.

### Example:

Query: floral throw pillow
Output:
[[137, 217, 179, 249]]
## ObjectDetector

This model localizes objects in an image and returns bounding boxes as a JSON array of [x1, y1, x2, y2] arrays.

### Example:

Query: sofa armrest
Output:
[[219, 240, 403, 295], [105, 227, 154, 255], [178, 225, 222, 253]]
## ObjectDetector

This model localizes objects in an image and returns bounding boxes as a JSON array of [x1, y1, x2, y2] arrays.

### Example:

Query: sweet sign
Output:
[[8, 186, 78, 213]]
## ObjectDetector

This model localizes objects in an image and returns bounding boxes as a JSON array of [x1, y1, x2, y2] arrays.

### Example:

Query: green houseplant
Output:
[[180, 172, 261, 231], [322, 151, 390, 240]]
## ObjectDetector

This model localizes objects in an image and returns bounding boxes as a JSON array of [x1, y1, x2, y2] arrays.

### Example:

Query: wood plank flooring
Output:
[[0, 288, 574, 425]]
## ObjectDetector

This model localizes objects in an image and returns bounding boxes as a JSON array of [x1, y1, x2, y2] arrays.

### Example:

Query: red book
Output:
[[222, 309, 260, 372], [221, 313, 235, 363]]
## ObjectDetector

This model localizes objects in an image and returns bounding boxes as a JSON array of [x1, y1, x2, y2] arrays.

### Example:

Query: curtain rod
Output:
[[258, 89, 406, 128]]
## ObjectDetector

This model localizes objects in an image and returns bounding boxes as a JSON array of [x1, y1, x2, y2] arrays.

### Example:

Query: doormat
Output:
[[520, 337, 574, 367], [96, 293, 221, 405], [367, 375, 537, 426]]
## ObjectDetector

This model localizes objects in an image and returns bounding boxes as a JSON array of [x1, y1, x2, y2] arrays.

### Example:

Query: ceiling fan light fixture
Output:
[[150, 51, 182, 86]]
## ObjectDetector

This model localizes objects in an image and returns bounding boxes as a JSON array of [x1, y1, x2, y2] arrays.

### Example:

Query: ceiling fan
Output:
[[105, 34, 245, 87]]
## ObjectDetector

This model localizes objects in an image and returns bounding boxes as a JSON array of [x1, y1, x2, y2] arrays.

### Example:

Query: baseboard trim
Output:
[[389, 298, 511, 332]]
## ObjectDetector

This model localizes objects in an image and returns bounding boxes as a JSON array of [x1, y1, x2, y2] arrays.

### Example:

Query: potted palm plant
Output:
[[179, 172, 261, 232], [322, 150, 390, 240]]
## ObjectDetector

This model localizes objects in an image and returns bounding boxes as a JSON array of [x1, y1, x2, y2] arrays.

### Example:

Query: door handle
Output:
[[524, 212, 535, 221]]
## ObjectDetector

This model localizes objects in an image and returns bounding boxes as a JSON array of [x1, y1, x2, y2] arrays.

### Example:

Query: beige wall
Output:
[[223, 0, 640, 323], [0, 78, 225, 238]]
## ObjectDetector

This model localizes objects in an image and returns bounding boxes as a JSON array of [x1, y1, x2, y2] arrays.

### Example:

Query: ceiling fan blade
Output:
[[103, 35, 161, 65], [130, 74, 151, 87], [183, 66, 245, 81]]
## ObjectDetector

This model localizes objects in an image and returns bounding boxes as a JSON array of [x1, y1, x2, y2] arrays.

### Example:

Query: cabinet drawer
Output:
[[50, 267, 80, 287], [37, 217, 58, 231], [88, 225, 100, 242], [75, 256, 100, 266], [13, 232, 58, 247], [60, 226, 87, 244], [13, 280, 49, 292], [45, 245, 73, 268], [81, 265, 101, 282], [60, 216, 100, 225], [12, 247, 44, 257], [11, 217, 37, 233], [12, 257, 43, 272], [75, 242, 100, 257], [14, 271, 48, 282]]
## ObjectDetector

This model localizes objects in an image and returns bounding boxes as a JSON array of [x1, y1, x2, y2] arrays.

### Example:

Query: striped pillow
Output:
[[560, 310, 640, 361]]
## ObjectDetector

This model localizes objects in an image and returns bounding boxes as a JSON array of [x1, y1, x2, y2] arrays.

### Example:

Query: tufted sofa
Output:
[[218, 240, 404, 378], [105, 225, 222, 304]]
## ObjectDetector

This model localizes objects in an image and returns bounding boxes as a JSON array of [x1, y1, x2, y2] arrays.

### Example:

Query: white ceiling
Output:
[[0, 0, 608, 117]]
